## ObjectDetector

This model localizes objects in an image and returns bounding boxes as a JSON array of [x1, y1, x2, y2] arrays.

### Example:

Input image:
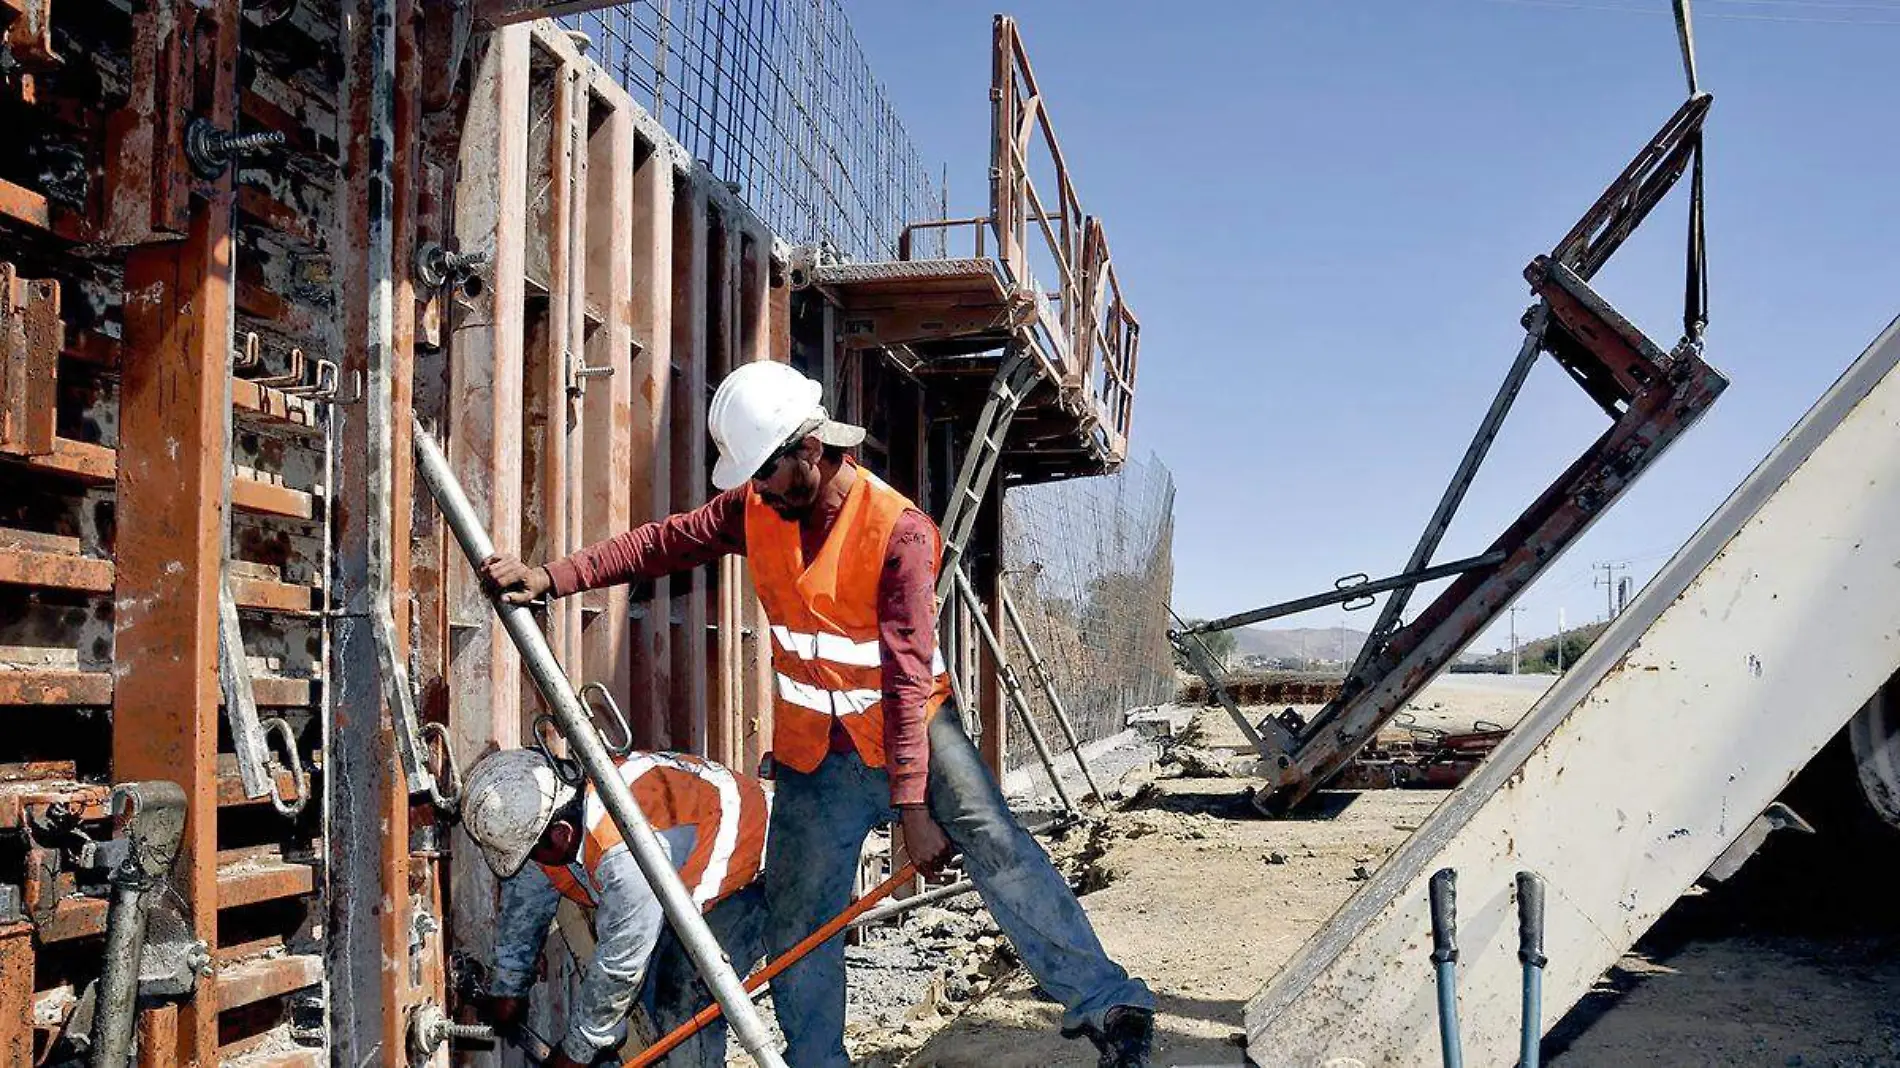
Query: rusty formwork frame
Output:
[[0, 0, 395, 1059], [430, 21, 782, 1046], [3, 3, 1107, 1058]]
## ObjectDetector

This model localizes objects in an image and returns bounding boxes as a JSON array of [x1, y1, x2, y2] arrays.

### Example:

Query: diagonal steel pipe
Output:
[[412, 418, 788, 1068]]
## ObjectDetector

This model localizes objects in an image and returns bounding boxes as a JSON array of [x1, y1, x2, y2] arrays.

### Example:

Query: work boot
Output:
[[1064, 1006, 1153, 1068]]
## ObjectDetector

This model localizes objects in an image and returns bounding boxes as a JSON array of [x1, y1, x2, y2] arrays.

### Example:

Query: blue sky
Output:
[[844, 0, 1900, 652]]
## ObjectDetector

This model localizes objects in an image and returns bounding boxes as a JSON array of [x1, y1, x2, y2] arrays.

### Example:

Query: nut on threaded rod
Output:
[[407, 1001, 496, 1062], [186, 120, 287, 179], [415, 241, 491, 298]]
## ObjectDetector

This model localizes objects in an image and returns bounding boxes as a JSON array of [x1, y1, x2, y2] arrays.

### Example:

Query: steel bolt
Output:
[[441, 1020, 495, 1042], [186, 120, 288, 180], [416, 242, 490, 297]]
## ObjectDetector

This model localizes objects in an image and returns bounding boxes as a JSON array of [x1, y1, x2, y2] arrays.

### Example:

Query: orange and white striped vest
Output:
[[541, 752, 769, 912], [745, 467, 953, 774]]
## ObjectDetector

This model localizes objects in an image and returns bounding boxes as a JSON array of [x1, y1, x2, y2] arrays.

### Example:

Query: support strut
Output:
[[413, 419, 789, 1068]]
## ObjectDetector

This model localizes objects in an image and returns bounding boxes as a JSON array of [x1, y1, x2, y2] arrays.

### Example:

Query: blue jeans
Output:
[[763, 705, 1153, 1066], [640, 882, 769, 1066]]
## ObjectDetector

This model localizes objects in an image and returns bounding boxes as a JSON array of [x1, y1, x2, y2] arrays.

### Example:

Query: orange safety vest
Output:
[[542, 753, 769, 912], [745, 466, 953, 774]]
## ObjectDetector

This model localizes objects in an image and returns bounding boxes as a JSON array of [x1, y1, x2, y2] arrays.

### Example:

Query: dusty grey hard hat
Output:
[[459, 749, 578, 878]]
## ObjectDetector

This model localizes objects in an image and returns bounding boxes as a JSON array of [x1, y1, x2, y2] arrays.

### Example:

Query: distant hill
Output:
[[1464, 621, 1611, 674], [1229, 625, 1370, 664]]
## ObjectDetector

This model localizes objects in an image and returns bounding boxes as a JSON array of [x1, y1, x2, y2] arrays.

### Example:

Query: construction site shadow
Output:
[[1542, 733, 1900, 1060], [1124, 782, 1365, 822], [899, 990, 1250, 1068]]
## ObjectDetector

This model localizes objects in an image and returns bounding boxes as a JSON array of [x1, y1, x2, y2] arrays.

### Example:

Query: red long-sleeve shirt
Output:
[[543, 483, 939, 806]]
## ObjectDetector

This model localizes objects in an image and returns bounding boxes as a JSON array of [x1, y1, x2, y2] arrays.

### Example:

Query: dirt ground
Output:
[[808, 673, 1900, 1067]]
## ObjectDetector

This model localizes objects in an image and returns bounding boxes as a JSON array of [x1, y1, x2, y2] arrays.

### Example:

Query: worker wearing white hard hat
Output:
[[478, 362, 1155, 1068], [462, 746, 769, 1068]]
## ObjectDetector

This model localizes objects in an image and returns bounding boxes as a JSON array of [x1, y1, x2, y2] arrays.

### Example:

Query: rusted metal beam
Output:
[[228, 574, 319, 613], [2, 0, 56, 71], [709, 210, 741, 768], [627, 132, 674, 748], [444, 23, 530, 1013], [136, 1005, 178, 1068], [214, 953, 322, 1012], [0, 922, 30, 1066], [0, 546, 112, 592], [217, 854, 316, 909], [248, 676, 312, 707], [581, 83, 634, 720], [1261, 290, 1727, 811], [0, 439, 155, 486], [102, 0, 190, 243], [230, 476, 316, 520], [35, 896, 106, 943], [0, 670, 112, 705], [230, 378, 320, 431], [668, 176, 709, 753], [741, 227, 774, 771], [329, 0, 432, 1057], [0, 264, 58, 457], [111, 4, 238, 1060], [214, 754, 301, 808], [975, 479, 1006, 773]]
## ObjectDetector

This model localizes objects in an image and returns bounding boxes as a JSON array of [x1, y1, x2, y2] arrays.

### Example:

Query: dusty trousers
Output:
[[762, 704, 1153, 1067]]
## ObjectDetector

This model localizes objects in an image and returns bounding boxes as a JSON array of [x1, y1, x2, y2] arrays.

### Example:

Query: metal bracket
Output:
[[419, 721, 463, 814], [579, 682, 635, 759], [91, 781, 190, 1065], [261, 716, 309, 818]]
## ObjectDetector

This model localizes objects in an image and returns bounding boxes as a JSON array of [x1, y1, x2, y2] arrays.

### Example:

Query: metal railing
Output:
[[896, 16, 1140, 452]]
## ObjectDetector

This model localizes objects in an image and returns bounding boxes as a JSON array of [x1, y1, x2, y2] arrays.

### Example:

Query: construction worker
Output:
[[459, 746, 770, 1067], [479, 361, 1156, 1068]]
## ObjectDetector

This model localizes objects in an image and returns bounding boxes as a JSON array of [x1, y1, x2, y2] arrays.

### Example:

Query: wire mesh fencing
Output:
[[1000, 453, 1177, 771], [567, 0, 944, 262]]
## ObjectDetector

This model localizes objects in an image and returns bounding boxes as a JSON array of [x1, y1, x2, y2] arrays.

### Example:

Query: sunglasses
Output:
[[752, 437, 805, 483]]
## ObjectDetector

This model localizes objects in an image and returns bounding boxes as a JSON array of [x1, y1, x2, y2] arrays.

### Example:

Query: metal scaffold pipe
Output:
[[412, 418, 788, 1068], [997, 582, 1105, 805]]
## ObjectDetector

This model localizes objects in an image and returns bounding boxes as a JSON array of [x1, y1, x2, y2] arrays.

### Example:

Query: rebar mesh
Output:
[[568, 0, 944, 262], [1001, 453, 1177, 768]]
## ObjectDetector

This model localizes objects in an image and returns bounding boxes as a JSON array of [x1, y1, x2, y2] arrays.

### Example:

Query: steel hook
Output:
[[261, 717, 310, 818], [579, 681, 635, 759]]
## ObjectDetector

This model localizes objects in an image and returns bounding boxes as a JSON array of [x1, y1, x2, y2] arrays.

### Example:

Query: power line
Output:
[[1594, 561, 1630, 622]]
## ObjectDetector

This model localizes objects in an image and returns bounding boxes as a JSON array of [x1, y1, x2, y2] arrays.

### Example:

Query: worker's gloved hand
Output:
[[899, 804, 955, 875], [479, 554, 553, 606], [478, 994, 529, 1032]]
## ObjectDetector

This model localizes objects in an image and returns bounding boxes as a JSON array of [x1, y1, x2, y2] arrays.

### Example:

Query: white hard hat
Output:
[[459, 749, 578, 878], [707, 362, 864, 491]]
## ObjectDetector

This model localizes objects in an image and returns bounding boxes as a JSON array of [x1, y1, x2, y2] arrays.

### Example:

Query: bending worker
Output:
[[480, 361, 1155, 1068], [459, 746, 769, 1067]]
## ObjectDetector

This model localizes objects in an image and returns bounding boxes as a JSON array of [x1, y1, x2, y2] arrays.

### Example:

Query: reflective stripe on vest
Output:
[[744, 467, 954, 773], [543, 753, 768, 912], [771, 625, 950, 679]]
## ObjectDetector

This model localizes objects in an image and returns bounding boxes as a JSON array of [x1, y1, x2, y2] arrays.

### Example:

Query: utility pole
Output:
[[1508, 606, 1525, 675], [1556, 608, 1566, 672], [1594, 561, 1629, 622]]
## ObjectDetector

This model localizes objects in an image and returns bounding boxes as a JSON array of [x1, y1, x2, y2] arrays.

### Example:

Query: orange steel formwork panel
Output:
[[429, 22, 782, 1037], [3, 4, 1126, 1059]]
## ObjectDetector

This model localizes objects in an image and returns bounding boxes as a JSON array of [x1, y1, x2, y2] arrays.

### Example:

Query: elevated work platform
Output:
[[1244, 314, 1900, 1064], [793, 16, 1138, 487]]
